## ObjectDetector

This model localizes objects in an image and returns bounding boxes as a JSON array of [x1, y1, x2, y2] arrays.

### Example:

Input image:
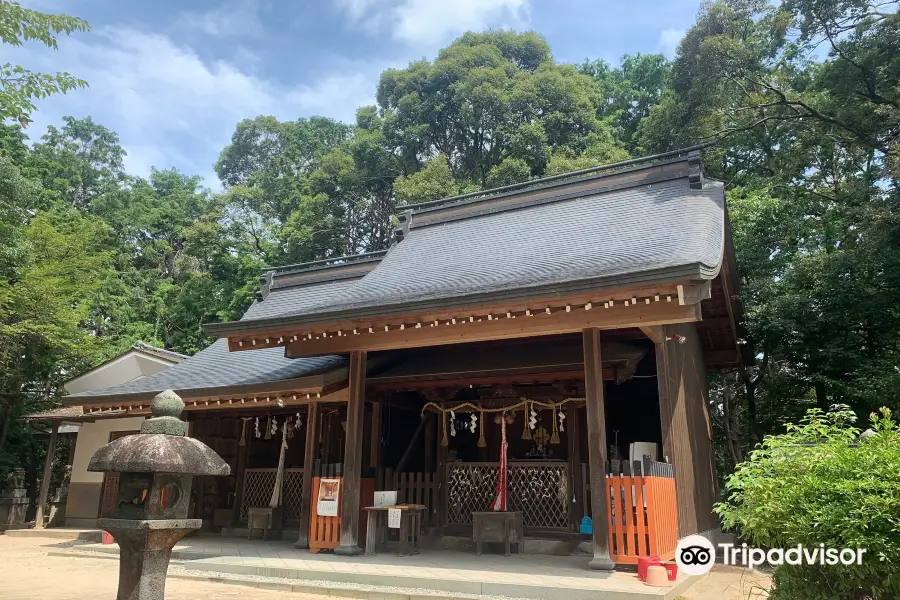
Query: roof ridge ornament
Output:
[[257, 270, 275, 302], [392, 209, 413, 246], [688, 150, 703, 190], [139, 389, 188, 436]]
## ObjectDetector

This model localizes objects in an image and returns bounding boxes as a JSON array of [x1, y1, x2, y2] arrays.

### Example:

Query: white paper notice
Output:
[[387, 508, 401, 529], [316, 478, 340, 516]]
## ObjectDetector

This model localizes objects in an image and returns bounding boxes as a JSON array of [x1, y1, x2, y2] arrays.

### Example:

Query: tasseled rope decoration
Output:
[[550, 405, 560, 444], [265, 415, 273, 439], [477, 410, 487, 448], [521, 402, 531, 440], [441, 411, 449, 446]]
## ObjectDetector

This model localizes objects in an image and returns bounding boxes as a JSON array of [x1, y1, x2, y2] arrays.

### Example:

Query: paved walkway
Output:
[[74, 535, 695, 600]]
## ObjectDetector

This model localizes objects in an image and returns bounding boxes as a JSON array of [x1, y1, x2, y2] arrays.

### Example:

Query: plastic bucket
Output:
[[637, 556, 661, 582]]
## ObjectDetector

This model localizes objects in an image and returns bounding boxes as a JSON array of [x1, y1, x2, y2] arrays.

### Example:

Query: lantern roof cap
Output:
[[87, 390, 230, 476]]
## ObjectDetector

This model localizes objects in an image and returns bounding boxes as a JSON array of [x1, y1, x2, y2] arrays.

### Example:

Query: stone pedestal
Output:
[[0, 469, 29, 531], [48, 485, 69, 527], [98, 518, 200, 600]]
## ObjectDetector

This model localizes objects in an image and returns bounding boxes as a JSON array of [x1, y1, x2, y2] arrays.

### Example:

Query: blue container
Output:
[[579, 516, 593, 535]]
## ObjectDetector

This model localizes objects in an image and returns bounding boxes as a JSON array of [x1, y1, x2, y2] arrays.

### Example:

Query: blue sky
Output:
[[11, 0, 700, 188]]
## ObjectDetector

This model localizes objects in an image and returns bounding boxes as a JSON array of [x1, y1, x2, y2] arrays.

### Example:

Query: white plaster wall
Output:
[[70, 417, 145, 484]]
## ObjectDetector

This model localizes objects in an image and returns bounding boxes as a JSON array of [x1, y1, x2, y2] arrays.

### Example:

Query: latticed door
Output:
[[445, 462, 570, 529]]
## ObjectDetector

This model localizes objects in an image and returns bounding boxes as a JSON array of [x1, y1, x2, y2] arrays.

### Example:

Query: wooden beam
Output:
[[639, 325, 665, 344], [369, 369, 613, 390], [34, 422, 59, 529], [396, 414, 429, 473], [286, 301, 701, 358], [335, 351, 366, 556], [582, 328, 614, 570], [295, 402, 319, 548]]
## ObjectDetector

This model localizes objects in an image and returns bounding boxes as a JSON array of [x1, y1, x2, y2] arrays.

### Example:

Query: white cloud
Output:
[[176, 0, 266, 37], [9, 27, 379, 187], [659, 28, 684, 57], [336, 0, 531, 46]]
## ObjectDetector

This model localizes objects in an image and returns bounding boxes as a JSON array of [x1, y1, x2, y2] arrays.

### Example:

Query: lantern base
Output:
[[97, 518, 201, 600]]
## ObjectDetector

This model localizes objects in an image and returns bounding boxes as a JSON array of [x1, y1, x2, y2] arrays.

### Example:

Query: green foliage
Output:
[[0, 2, 89, 125], [715, 405, 900, 599]]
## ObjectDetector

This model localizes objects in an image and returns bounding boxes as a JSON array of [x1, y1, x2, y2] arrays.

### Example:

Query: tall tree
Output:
[[0, 1, 89, 125]]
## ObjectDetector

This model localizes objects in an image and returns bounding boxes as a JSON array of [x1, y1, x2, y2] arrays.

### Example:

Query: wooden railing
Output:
[[445, 462, 570, 530]]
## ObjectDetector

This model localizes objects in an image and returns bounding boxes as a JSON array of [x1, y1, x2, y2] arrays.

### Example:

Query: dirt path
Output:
[[0, 536, 301, 600], [0, 535, 769, 600]]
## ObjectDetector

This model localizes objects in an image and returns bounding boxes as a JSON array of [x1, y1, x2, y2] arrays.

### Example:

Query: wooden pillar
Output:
[[34, 422, 59, 529], [424, 413, 435, 473], [295, 402, 319, 548], [582, 328, 615, 570], [567, 406, 583, 531], [335, 350, 366, 556], [369, 400, 381, 469], [232, 418, 251, 526], [434, 432, 448, 532]]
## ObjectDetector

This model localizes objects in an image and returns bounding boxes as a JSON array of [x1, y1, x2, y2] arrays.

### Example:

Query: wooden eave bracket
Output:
[[677, 281, 711, 306], [639, 325, 665, 345]]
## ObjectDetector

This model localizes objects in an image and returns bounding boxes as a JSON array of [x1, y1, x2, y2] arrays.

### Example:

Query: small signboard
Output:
[[387, 508, 402, 529], [316, 478, 340, 517], [374, 491, 398, 508]]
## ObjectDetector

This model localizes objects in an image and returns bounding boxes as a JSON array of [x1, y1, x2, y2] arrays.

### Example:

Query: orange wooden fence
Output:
[[308, 476, 374, 553], [606, 473, 678, 564]]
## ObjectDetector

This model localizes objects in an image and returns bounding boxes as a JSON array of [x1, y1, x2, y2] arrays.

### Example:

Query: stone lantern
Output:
[[89, 390, 230, 600]]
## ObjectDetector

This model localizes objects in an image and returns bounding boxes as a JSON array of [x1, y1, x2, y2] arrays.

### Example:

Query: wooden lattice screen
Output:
[[240, 468, 304, 524], [445, 462, 570, 529], [377, 469, 436, 527]]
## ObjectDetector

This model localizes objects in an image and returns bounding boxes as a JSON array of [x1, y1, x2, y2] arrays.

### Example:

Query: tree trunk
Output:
[[0, 403, 12, 452]]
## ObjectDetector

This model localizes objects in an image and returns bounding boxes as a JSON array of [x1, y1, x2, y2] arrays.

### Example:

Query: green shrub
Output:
[[714, 405, 900, 600]]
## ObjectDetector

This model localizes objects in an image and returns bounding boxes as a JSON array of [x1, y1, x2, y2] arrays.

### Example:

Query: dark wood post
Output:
[[583, 328, 615, 570], [34, 422, 59, 529], [567, 406, 583, 531], [369, 400, 381, 470], [295, 401, 319, 548], [336, 350, 366, 556], [434, 433, 448, 532], [424, 414, 435, 473], [231, 418, 251, 526]]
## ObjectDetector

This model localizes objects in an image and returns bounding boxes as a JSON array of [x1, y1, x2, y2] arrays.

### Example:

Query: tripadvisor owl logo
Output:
[[675, 534, 868, 574], [676, 535, 716, 575]]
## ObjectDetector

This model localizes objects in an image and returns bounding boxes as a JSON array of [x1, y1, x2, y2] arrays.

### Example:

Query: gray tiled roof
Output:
[[65, 279, 358, 404], [229, 175, 725, 328], [65, 340, 345, 401], [331, 178, 724, 311]]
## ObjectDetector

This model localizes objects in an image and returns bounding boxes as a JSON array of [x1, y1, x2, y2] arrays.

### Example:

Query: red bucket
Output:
[[101, 530, 115, 545], [637, 556, 661, 582], [663, 562, 678, 581]]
